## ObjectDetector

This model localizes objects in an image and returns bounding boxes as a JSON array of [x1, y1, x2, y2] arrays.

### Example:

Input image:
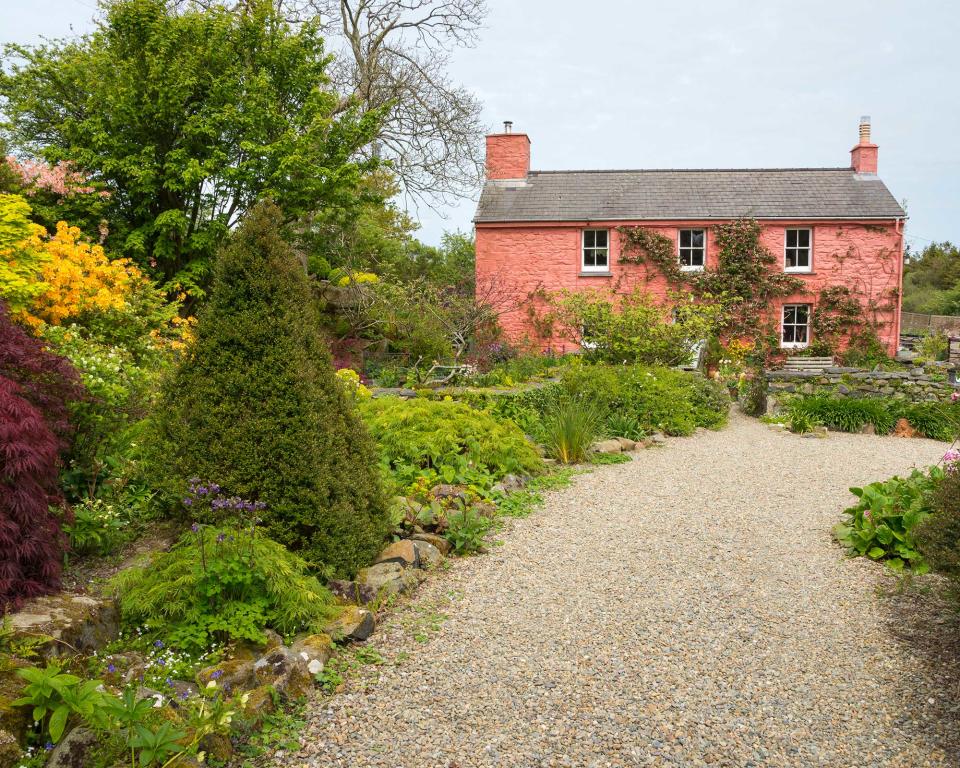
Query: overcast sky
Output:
[[3, 0, 958, 251]]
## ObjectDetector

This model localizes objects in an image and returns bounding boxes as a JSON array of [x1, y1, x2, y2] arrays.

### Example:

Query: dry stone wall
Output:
[[766, 364, 959, 407]]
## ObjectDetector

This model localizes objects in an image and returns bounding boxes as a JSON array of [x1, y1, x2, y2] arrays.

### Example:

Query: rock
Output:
[[410, 532, 452, 556], [356, 562, 422, 599], [801, 426, 829, 439], [168, 680, 199, 705], [0, 729, 21, 766], [412, 540, 443, 569], [101, 651, 146, 685], [860, 422, 877, 435], [893, 418, 920, 438], [290, 634, 334, 675], [327, 578, 377, 605], [500, 474, 526, 492], [649, 432, 666, 445], [252, 646, 312, 699], [0, 657, 33, 742], [197, 658, 257, 693], [323, 606, 375, 642], [375, 540, 419, 568], [430, 484, 469, 502], [615, 437, 637, 451], [471, 501, 497, 519], [199, 732, 234, 762], [239, 684, 277, 727], [591, 439, 622, 454], [135, 686, 166, 707], [46, 726, 98, 768], [232, 629, 283, 661], [7, 594, 119, 659]]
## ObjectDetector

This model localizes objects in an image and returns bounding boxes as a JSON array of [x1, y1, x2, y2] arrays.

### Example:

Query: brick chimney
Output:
[[485, 121, 530, 180], [850, 116, 878, 174]]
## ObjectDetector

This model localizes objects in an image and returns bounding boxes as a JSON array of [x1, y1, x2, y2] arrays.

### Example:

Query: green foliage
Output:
[[148, 202, 388, 576], [465, 354, 566, 388], [902, 241, 960, 314], [493, 469, 576, 519], [111, 523, 338, 651], [783, 395, 960, 440], [914, 465, 960, 579], [63, 498, 129, 557], [1, 0, 382, 291], [833, 468, 943, 572], [539, 398, 601, 464], [129, 722, 187, 766], [737, 374, 767, 417], [786, 409, 820, 435], [12, 664, 109, 743], [357, 396, 544, 493], [559, 364, 729, 437], [443, 505, 492, 555], [550, 287, 721, 366], [917, 331, 950, 362], [603, 412, 648, 441], [589, 452, 632, 465]]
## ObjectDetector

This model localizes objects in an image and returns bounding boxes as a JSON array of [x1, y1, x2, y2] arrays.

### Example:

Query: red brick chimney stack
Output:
[[485, 121, 530, 180], [850, 115, 879, 174]]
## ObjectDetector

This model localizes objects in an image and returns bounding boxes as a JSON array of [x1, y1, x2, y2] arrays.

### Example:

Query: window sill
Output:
[[785, 269, 813, 275], [579, 271, 612, 277], [781, 343, 810, 349], [680, 266, 705, 273]]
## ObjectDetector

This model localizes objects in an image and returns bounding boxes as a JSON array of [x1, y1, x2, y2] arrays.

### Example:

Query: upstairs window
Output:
[[678, 229, 706, 270], [785, 228, 812, 272], [781, 304, 811, 348], [582, 229, 609, 272]]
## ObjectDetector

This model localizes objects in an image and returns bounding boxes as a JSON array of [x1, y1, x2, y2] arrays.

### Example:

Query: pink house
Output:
[[474, 118, 906, 355]]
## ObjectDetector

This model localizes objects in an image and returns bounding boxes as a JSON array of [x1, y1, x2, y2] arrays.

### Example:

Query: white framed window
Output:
[[781, 304, 811, 348], [784, 228, 812, 273], [678, 229, 706, 270], [582, 229, 609, 272]]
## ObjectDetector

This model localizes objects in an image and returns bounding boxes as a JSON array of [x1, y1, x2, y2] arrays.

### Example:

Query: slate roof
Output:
[[474, 168, 905, 223]]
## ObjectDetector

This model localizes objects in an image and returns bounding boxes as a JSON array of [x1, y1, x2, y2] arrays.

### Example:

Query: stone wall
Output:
[[766, 364, 959, 408]]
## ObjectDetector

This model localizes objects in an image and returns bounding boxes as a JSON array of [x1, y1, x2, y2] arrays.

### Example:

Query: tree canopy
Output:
[[0, 0, 383, 295], [903, 241, 960, 315]]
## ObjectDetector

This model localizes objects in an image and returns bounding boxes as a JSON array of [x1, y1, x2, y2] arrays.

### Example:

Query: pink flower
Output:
[[952, 391, 959, 403], [944, 449, 960, 464]]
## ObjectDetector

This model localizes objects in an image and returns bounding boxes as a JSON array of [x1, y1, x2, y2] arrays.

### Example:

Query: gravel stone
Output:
[[276, 413, 960, 767]]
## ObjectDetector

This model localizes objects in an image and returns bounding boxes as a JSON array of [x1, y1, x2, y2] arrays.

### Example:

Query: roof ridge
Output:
[[528, 167, 855, 175]]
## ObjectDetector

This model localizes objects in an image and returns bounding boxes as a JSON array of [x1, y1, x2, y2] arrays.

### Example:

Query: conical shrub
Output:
[[149, 202, 388, 576]]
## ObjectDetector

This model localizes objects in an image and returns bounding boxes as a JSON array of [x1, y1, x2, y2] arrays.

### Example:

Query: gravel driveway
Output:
[[280, 412, 960, 768]]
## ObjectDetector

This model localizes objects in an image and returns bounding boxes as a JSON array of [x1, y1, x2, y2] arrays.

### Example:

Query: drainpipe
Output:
[[895, 217, 905, 354]]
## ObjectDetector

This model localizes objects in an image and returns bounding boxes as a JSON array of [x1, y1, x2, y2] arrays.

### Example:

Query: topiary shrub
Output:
[[147, 202, 388, 577], [0, 304, 85, 609]]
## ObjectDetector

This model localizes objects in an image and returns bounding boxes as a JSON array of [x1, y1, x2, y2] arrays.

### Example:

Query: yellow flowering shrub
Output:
[[336, 271, 379, 287], [335, 367, 372, 399], [0, 193, 48, 314], [18, 220, 141, 329]]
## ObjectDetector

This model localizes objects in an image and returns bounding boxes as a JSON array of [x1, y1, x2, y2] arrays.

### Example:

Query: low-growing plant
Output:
[[589, 452, 632, 465], [781, 395, 959, 440], [539, 398, 601, 464], [112, 491, 338, 650], [833, 467, 943, 572], [914, 455, 960, 581], [443, 505, 492, 555], [787, 409, 820, 435], [603, 412, 647, 441], [63, 498, 129, 558], [358, 396, 544, 493], [13, 664, 109, 743]]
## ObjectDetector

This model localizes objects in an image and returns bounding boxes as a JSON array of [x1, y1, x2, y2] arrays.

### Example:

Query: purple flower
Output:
[[154, 640, 165, 649], [156, 658, 166, 667], [179, 690, 190, 701], [183, 498, 193, 507], [211, 669, 223, 680], [191, 523, 200, 533], [44, 742, 54, 751], [107, 663, 116, 674], [217, 533, 226, 543], [165, 677, 174, 687]]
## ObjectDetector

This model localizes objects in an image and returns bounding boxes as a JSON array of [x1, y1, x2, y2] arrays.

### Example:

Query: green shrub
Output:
[[833, 467, 943, 572], [308, 253, 331, 279], [443, 505, 492, 554], [782, 395, 959, 440], [147, 202, 388, 577], [63, 498, 129, 557], [786, 409, 820, 435], [559, 364, 729, 436], [917, 331, 949, 362], [358, 396, 543, 492], [603, 412, 647, 441], [899, 401, 960, 442], [466, 354, 567, 387], [539, 398, 602, 463], [737, 374, 767, 417], [112, 523, 338, 651], [915, 461, 960, 578]]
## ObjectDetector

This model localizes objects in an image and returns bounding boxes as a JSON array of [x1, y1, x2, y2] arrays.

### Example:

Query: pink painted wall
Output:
[[485, 133, 530, 179], [475, 219, 904, 355]]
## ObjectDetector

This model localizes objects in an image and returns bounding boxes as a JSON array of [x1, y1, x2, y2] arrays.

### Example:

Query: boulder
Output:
[[290, 633, 334, 676], [615, 437, 637, 451], [893, 418, 920, 438], [0, 657, 33, 742], [0, 728, 21, 766], [102, 651, 147, 685], [499, 474, 526, 492], [591, 439, 622, 454], [197, 658, 257, 693], [375, 540, 419, 568], [410, 532, 452, 556], [472, 501, 497, 519], [356, 562, 423, 599], [649, 432, 666, 445], [860, 422, 877, 435], [199, 732, 234, 762], [46, 726, 98, 768], [239, 684, 277, 728], [327, 579, 377, 605], [412, 540, 443, 569], [168, 680, 199, 706], [7, 594, 118, 658], [252, 646, 312, 699], [323, 606, 375, 642]]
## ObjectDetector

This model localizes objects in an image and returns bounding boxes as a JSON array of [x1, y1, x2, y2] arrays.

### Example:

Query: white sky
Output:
[[3, 0, 958, 250]]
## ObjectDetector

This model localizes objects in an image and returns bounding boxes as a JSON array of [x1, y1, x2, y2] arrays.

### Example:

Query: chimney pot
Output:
[[859, 115, 871, 144], [503, 120, 513, 134]]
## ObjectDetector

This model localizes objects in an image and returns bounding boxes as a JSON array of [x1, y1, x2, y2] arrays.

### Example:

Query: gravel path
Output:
[[280, 413, 960, 768]]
